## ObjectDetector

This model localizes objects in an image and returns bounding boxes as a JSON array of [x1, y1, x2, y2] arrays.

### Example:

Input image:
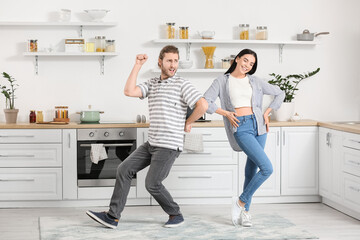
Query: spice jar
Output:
[[95, 36, 106, 52], [36, 111, 43, 123], [28, 39, 38, 52], [255, 26, 268, 40], [239, 24, 249, 40], [29, 110, 36, 123], [166, 23, 175, 39], [221, 58, 231, 69], [179, 27, 189, 39], [105, 40, 115, 52]]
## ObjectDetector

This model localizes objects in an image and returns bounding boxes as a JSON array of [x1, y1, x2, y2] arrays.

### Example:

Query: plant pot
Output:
[[4, 109, 19, 124], [274, 102, 294, 121]]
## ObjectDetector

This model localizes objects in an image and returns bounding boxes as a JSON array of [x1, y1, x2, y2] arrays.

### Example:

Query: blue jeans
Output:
[[233, 114, 273, 211]]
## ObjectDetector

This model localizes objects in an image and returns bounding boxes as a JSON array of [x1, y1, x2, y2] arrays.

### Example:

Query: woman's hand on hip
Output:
[[263, 113, 270, 132], [225, 111, 240, 127]]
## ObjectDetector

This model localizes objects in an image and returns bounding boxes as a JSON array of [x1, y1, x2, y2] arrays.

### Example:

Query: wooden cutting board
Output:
[[36, 121, 69, 125]]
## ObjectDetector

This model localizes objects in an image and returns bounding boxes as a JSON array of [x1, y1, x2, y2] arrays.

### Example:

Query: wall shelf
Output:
[[153, 39, 317, 63], [24, 52, 119, 75], [151, 68, 225, 73]]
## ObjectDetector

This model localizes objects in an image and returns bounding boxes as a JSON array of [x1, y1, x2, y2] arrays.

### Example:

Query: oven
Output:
[[77, 128, 137, 187]]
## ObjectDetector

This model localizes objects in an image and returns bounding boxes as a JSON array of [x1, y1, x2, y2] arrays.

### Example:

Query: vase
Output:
[[274, 102, 294, 121], [4, 109, 19, 124]]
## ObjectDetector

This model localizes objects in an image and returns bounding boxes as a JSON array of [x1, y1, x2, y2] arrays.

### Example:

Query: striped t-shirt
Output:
[[137, 75, 202, 151]]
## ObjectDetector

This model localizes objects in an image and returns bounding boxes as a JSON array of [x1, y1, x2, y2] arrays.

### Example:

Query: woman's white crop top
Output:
[[228, 75, 252, 108]]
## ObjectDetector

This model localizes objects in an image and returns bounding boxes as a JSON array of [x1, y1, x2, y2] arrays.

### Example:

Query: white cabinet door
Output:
[[0, 129, 61, 143], [238, 127, 281, 197], [62, 129, 77, 200], [319, 128, 332, 198], [136, 128, 150, 198], [281, 127, 318, 195]]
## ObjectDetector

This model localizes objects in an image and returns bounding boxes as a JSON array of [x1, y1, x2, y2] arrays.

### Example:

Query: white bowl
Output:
[[84, 9, 110, 22], [179, 60, 193, 69]]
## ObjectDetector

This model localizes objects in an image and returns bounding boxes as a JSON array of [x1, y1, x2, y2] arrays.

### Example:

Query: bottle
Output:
[[255, 26, 268, 40], [239, 24, 249, 40], [36, 111, 43, 123], [29, 110, 36, 123], [166, 23, 175, 39]]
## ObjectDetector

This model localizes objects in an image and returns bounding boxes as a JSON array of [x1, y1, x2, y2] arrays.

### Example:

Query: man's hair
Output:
[[158, 45, 179, 61]]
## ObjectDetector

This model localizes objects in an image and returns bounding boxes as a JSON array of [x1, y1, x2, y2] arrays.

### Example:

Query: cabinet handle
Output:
[[68, 133, 71, 148], [178, 176, 212, 179], [283, 131, 285, 146], [80, 143, 134, 147], [0, 178, 35, 182], [326, 132, 329, 146], [0, 154, 35, 158], [349, 186, 360, 192], [182, 152, 211, 155], [349, 139, 360, 144], [349, 160, 360, 166], [277, 131, 279, 146], [0, 135, 35, 138]]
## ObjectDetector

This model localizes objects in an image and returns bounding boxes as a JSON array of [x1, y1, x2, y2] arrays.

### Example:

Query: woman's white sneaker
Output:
[[231, 196, 242, 226], [240, 210, 252, 227]]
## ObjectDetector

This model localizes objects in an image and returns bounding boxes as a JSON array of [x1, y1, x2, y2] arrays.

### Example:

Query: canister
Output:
[[105, 40, 115, 52], [255, 26, 268, 40], [239, 24, 249, 40], [166, 23, 175, 39], [95, 36, 106, 52], [179, 26, 189, 39], [221, 58, 231, 69]]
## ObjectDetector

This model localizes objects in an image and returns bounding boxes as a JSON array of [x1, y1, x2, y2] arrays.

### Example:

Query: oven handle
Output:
[[79, 143, 134, 147]]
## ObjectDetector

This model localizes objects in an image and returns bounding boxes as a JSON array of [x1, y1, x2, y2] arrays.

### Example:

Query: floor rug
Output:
[[39, 213, 318, 240]]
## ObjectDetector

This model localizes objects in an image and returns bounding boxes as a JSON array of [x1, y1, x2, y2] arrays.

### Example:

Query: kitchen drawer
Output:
[[163, 165, 237, 198], [177, 142, 236, 165], [0, 129, 62, 143], [78, 186, 136, 200], [343, 147, 360, 177], [190, 128, 228, 142], [343, 173, 360, 212], [0, 144, 62, 167], [343, 132, 360, 150], [0, 168, 62, 200]]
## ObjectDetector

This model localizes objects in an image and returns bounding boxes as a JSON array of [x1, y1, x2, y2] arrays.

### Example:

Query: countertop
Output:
[[0, 120, 359, 134]]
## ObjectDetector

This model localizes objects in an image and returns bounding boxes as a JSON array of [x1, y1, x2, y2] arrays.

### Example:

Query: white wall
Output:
[[0, 0, 359, 123]]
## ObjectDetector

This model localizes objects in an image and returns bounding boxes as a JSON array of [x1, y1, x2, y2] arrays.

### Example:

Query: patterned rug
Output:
[[39, 213, 318, 240]]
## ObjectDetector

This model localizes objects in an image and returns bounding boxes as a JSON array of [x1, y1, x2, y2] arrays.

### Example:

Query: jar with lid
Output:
[[255, 26, 268, 40], [166, 23, 175, 39], [179, 27, 189, 39], [239, 24, 249, 40], [95, 36, 106, 52], [29, 110, 36, 123], [221, 58, 231, 69], [28, 39, 38, 52], [36, 111, 43, 123], [105, 40, 115, 52]]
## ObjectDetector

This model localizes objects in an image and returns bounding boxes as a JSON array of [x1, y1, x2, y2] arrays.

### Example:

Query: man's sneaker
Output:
[[86, 210, 118, 229], [163, 214, 184, 228], [240, 210, 252, 227], [231, 196, 242, 226]]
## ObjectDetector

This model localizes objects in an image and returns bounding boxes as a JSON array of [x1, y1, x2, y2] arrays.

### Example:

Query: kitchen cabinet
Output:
[[0, 21, 118, 75], [153, 39, 317, 69], [62, 129, 77, 200], [0, 129, 63, 201], [281, 127, 318, 195], [319, 127, 343, 202]]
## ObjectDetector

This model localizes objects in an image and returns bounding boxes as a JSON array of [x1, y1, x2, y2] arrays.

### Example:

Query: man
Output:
[[86, 45, 208, 229]]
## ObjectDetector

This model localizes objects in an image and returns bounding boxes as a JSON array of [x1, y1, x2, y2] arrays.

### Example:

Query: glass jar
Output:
[[255, 26, 268, 40], [105, 40, 115, 52], [85, 41, 95, 52], [36, 111, 43, 123], [28, 39, 38, 52], [29, 110, 36, 123], [221, 58, 231, 69], [230, 55, 236, 65], [166, 23, 175, 39], [179, 26, 189, 39], [95, 36, 106, 52], [239, 24, 249, 40], [55, 106, 68, 119]]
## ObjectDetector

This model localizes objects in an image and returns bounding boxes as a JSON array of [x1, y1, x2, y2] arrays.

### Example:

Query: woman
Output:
[[204, 49, 285, 227]]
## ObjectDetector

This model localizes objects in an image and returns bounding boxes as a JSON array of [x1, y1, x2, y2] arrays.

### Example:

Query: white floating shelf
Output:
[[153, 39, 317, 45], [24, 52, 119, 75], [0, 21, 117, 26], [152, 68, 225, 73], [23, 52, 119, 56]]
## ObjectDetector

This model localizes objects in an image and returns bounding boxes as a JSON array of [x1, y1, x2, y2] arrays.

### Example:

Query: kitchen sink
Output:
[[332, 121, 360, 125]]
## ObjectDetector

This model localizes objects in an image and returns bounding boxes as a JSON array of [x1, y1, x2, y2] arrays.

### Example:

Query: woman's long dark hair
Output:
[[225, 49, 258, 75]]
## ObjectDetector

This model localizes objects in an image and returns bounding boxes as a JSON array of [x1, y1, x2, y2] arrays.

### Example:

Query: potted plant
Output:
[[1, 72, 19, 123], [268, 68, 320, 121]]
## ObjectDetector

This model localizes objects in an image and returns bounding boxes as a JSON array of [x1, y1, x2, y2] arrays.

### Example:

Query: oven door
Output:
[[77, 140, 136, 187]]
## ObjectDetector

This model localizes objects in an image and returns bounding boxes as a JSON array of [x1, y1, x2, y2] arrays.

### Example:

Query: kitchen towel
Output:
[[183, 133, 204, 153], [90, 144, 108, 164]]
